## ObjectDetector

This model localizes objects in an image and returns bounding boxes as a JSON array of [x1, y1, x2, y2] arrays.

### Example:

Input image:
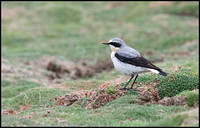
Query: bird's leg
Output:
[[129, 75, 138, 89], [120, 75, 134, 90]]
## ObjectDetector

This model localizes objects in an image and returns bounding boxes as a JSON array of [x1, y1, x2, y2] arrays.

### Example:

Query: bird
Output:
[[102, 37, 167, 90]]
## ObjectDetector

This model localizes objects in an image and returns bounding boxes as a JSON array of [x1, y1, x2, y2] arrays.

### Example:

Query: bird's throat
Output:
[[110, 46, 119, 53]]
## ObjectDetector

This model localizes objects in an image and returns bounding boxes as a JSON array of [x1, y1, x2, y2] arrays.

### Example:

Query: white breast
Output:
[[111, 52, 149, 76]]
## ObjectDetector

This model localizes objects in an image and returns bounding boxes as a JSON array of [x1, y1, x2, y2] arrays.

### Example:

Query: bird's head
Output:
[[102, 38, 126, 52]]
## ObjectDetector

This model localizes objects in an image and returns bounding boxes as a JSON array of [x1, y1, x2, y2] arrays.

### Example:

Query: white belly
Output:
[[111, 52, 148, 76]]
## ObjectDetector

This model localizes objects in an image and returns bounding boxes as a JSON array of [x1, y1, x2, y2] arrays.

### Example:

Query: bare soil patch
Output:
[[2, 56, 114, 86], [28, 56, 114, 80], [47, 59, 113, 80], [18, 104, 32, 112], [104, 2, 127, 10], [1, 7, 25, 20], [149, 2, 172, 8], [186, 19, 199, 27]]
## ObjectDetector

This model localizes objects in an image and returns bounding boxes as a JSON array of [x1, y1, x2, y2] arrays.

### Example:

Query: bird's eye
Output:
[[109, 42, 121, 47]]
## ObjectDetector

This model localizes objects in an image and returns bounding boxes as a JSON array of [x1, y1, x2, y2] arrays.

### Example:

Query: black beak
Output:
[[102, 42, 110, 45]]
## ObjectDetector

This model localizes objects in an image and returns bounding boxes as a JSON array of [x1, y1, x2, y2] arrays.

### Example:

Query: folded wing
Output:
[[115, 52, 167, 76]]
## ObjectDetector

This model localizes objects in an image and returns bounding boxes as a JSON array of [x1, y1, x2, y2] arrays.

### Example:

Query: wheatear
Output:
[[103, 37, 167, 90]]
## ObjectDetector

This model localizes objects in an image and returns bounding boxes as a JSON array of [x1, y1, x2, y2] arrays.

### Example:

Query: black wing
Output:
[[115, 53, 162, 71]]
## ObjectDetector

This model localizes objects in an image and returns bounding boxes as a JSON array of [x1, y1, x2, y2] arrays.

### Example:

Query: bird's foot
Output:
[[120, 87, 136, 91], [120, 87, 131, 90], [128, 87, 137, 91]]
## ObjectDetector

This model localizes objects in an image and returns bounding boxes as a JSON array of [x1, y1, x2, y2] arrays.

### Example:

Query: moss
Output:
[[158, 73, 199, 99], [186, 92, 199, 107]]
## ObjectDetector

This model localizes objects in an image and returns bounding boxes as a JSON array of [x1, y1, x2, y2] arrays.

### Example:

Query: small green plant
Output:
[[186, 92, 199, 107], [158, 73, 199, 99], [105, 87, 115, 95]]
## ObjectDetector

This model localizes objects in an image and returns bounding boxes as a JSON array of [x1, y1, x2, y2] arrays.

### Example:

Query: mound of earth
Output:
[[54, 85, 127, 109], [54, 84, 192, 109], [132, 86, 188, 106]]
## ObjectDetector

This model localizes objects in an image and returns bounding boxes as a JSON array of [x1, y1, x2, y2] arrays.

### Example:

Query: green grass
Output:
[[158, 1, 199, 17], [146, 114, 188, 127], [1, 1, 199, 127], [1, 79, 11, 87], [1, 80, 41, 98], [1, 114, 39, 127], [1, 94, 189, 127], [2, 87, 68, 110]]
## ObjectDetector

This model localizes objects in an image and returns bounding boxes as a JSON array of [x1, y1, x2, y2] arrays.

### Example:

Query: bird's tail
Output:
[[148, 68, 167, 77], [158, 70, 167, 77]]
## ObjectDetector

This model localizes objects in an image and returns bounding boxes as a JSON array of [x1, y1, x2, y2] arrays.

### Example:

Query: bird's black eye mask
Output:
[[108, 42, 121, 47]]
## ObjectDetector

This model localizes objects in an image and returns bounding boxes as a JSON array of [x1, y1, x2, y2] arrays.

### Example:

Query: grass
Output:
[[2, 87, 68, 110], [1, 80, 41, 98], [146, 114, 188, 127], [2, 1, 198, 62], [1, 1, 199, 127], [1, 63, 198, 126], [1, 95, 189, 127]]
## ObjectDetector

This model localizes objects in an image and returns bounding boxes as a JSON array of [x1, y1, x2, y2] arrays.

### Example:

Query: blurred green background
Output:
[[2, 1, 198, 63], [1, 1, 199, 127]]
